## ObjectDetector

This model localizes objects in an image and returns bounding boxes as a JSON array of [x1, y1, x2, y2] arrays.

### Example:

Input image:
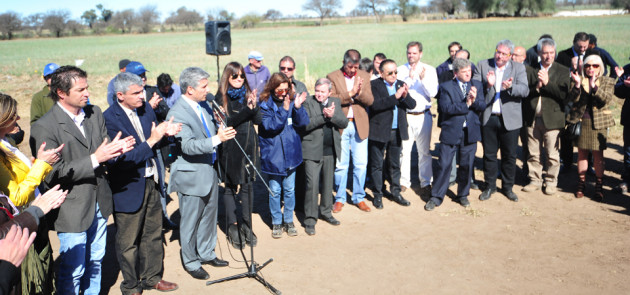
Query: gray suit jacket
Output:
[[166, 97, 217, 197], [473, 58, 529, 131], [299, 96, 348, 161], [29, 104, 113, 233]]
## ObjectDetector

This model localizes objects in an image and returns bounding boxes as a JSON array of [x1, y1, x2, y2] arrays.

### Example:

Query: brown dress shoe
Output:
[[400, 186, 408, 192], [149, 280, 178, 292], [357, 201, 371, 212], [332, 202, 344, 213]]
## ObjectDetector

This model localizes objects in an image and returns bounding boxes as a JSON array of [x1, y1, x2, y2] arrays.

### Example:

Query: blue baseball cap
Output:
[[43, 63, 60, 77], [126, 61, 148, 75]]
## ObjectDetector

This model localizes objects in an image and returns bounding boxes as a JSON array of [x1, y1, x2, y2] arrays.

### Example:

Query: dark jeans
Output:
[[368, 130, 402, 198], [482, 115, 519, 192], [624, 126, 630, 182]]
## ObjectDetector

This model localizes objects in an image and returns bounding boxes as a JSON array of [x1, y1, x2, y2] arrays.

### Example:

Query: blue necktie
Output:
[[197, 103, 216, 164]]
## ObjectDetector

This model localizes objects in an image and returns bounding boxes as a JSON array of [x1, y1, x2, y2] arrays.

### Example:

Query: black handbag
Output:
[[565, 120, 582, 140]]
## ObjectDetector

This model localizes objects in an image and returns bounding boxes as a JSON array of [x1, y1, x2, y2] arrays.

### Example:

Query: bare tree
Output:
[[392, 0, 419, 21], [430, 0, 463, 15], [66, 20, 84, 35], [25, 13, 44, 36], [358, 0, 388, 22], [113, 9, 135, 33], [138, 5, 159, 33], [0, 12, 22, 40], [302, 0, 342, 25], [165, 7, 203, 30], [263, 9, 283, 22], [43, 10, 70, 37]]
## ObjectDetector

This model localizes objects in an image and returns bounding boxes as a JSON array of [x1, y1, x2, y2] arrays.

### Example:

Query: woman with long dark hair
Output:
[[215, 62, 260, 249], [258, 73, 309, 238]]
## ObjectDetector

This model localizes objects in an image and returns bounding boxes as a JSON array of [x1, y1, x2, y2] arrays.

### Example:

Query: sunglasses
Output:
[[386, 71, 398, 76], [280, 67, 294, 71], [584, 64, 600, 69], [230, 73, 245, 79], [275, 88, 289, 96]]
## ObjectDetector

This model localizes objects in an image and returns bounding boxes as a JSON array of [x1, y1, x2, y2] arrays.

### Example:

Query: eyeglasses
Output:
[[495, 50, 511, 57], [584, 64, 600, 69], [280, 67, 294, 71], [275, 88, 289, 96], [230, 73, 245, 79], [386, 71, 397, 76]]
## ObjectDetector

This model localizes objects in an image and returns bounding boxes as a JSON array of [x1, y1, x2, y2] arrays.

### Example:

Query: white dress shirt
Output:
[[56, 102, 99, 168], [398, 62, 438, 113]]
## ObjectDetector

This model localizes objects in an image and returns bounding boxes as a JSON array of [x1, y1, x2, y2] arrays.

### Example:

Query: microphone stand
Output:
[[206, 99, 281, 295]]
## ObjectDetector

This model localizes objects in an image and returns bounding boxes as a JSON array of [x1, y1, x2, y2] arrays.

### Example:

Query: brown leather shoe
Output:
[[149, 280, 178, 292], [401, 186, 408, 193], [332, 202, 344, 213], [357, 201, 371, 212]]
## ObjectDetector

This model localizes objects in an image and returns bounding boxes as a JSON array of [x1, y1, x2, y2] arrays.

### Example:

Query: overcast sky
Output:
[[2, 0, 428, 20]]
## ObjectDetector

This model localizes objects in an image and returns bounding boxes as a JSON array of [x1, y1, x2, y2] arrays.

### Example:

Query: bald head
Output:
[[512, 46, 526, 64]]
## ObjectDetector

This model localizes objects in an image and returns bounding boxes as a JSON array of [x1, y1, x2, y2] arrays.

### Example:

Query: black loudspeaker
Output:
[[205, 21, 231, 55]]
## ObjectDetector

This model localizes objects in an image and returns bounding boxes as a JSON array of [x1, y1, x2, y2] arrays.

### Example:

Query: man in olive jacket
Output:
[[521, 38, 570, 195]]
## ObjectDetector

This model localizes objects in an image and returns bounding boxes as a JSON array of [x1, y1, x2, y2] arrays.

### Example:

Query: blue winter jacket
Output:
[[258, 98, 310, 176]]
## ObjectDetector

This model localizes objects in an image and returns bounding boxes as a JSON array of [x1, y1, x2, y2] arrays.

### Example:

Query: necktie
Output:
[[461, 82, 467, 98], [130, 111, 158, 182], [197, 103, 216, 164]]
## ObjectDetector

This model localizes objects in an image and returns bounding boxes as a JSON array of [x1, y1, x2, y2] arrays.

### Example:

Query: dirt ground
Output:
[[38, 107, 630, 295]]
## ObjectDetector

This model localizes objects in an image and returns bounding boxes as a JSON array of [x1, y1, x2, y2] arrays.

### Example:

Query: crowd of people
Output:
[[0, 31, 629, 294]]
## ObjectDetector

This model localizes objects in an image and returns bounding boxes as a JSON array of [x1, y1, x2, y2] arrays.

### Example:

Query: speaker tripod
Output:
[[205, 100, 281, 294]]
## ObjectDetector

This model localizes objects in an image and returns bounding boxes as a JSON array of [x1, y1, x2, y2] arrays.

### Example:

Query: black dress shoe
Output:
[[392, 195, 411, 206], [187, 267, 209, 280], [305, 225, 316, 235], [470, 182, 480, 190], [459, 197, 470, 208], [479, 188, 496, 201], [424, 200, 436, 211], [372, 195, 383, 209], [203, 258, 229, 267], [503, 190, 519, 202], [320, 215, 341, 226]]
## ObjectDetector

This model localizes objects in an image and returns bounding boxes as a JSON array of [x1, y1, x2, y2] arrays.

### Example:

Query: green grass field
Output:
[[0, 15, 628, 111]]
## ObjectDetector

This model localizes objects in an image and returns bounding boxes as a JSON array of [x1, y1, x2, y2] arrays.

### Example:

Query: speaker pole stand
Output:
[[215, 55, 221, 84]]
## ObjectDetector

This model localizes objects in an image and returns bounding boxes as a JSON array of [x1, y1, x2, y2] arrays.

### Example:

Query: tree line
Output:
[[0, 0, 627, 40]]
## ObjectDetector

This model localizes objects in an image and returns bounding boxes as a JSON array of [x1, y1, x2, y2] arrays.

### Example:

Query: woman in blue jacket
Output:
[[258, 73, 309, 238]]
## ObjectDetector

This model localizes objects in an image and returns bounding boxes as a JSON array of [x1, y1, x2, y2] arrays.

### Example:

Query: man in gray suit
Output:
[[473, 40, 529, 202], [166, 67, 236, 280], [30, 65, 135, 294], [299, 78, 348, 235]]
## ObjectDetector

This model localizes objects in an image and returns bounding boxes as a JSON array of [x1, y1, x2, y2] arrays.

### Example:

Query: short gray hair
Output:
[[496, 39, 515, 54], [536, 38, 556, 53], [314, 78, 332, 91], [452, 58, 472, 72], [180, 67, 210, 94], [114, 72, 143, 94]]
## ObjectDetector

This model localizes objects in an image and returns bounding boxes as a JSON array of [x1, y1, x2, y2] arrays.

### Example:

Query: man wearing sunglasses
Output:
[[473, 39, 529, 202], [279, 56, 308, 97], [245, 51, 270, 99]]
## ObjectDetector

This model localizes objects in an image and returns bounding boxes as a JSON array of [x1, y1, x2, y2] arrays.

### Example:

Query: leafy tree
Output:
[[238, 13, 262, 29], [611, 0, 630, 11], [466, 0, 495, 18], [430, 0, 463, 15], [165, 7, 203, 30], [358, 0, 388, 22], [43, 10, 70, 37], [218, 9, 235, 21], [302, 0, 342, 26], [66, 20, 84, 35], [0, 12, 22, 40], [96, 4, 113, 22], [138, 5, 159, 33], [81, 9, 98, 28], [392, 0, 419, 21], [112, 9, 135, 33], [263, 9, 283, 21]]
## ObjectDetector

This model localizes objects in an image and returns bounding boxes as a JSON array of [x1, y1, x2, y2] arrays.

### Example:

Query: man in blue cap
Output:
[[30, 63, 60, 124], [244, 50, 270, 98], [107, 59, 131, 106]]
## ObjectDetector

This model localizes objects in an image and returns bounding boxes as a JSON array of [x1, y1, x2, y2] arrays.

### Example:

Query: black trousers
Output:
[[431, 133, 477, 206], [222, 182, 252, 227], [482, 115, 519, 192], [114, 178, 164, 295], [368, 130, 402, 198]]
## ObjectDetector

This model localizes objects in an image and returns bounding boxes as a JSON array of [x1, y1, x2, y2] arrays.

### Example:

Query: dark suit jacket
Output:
[[368, 78, 416, 143], [437, 79, 486, 145], [326, 69, 374, 140], [473, 58, 529, 131], [30, 104, 113, 233], [556, 47, 576, 70], [104, 102, 166, 213], [616, 63, 630, 126], [523, 63, 570, 130], [299, 96, 348, 161], [145, 85, 170, 122]]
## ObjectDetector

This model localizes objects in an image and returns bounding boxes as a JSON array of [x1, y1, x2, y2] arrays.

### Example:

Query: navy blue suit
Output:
[[430, 78, 485, 205]]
